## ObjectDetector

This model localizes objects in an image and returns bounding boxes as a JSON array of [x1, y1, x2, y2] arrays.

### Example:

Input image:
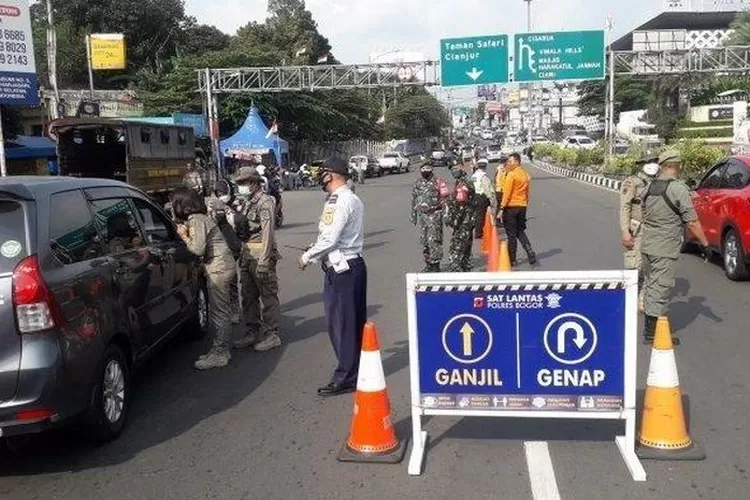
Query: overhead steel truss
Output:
[[197, 46, 750, 94], [197, 61, 440, 93], [611, 45, 750, 76]]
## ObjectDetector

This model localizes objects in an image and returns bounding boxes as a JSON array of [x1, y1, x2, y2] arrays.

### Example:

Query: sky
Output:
[[185, 0, 666, 64]]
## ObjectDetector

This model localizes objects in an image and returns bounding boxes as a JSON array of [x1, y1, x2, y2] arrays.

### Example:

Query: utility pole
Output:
[[606, 16, 615, 165], [46, 0, 60, 120], [523, 0, 534, 140]]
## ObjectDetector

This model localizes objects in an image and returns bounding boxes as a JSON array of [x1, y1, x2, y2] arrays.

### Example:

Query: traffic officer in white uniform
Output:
[[298, 155, 368, 397]]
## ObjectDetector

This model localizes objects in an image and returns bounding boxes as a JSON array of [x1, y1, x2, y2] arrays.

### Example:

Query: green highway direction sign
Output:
[[513, 30, 605, 83], [440, 35, 509, 87]]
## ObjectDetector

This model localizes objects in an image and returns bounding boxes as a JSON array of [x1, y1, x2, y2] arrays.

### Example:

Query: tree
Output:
[[728, 12, 750, 45], [1, 106, 23, 140], [577, 77, 652, 118], [179, 20, 231, 57], [384, 93, 450, 139]]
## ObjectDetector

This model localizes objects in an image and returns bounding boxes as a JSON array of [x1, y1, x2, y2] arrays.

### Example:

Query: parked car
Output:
[[0, 176, 207, 441], [563, 135, 597, 150], [486, 144, 505, 162], [349, 155, 382, 178], [378, 152, 410, 174], [461, 146, 474, 163], [481, 130, 494, 141], [686, 156, 750, 280]]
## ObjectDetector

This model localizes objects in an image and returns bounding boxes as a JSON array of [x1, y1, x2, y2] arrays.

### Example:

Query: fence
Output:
[[289, 140, 390, 165]]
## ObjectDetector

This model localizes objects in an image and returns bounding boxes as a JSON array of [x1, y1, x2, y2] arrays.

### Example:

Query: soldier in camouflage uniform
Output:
[[619, 157, 659, 310], [411, 163, 448, 272], [231, 166, 283, 352], [446, 167, 477, 272]]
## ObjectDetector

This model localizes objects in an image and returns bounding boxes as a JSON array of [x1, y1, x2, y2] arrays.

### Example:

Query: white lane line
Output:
[[524, 441, 562, 500]]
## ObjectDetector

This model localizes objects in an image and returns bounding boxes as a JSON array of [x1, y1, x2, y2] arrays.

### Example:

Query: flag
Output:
[[295, 47, 308, 57], [266, 119, 279, 139], [317, 53, 330, 64]]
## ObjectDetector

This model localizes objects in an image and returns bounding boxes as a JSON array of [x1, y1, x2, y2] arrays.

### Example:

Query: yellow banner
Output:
[[90, 34, 126, 70]]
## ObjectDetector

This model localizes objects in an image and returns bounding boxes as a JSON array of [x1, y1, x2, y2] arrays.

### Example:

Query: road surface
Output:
[[0, 163, 746, 500]]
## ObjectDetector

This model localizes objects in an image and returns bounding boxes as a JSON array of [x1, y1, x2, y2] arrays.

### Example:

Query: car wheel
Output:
[[185, 280, 209, 340], [84, 343, 130, 442], [722, 229, 749, 281]]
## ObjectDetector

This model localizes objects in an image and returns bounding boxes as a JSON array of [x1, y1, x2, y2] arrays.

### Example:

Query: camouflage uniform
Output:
[[232, 167, 282, 352], [446, 169, 477, 272], [411, 168, 446, 272]]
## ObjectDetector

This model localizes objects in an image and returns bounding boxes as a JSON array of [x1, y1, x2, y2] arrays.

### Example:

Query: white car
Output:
[[378, 152, 410, 174], [563, 135, 597, 150], [481, 130, 494, 140], [486, 144, 505, 162]]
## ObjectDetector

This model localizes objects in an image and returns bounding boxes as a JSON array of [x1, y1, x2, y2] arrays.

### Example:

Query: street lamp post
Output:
[[523, 0, 534, 139]]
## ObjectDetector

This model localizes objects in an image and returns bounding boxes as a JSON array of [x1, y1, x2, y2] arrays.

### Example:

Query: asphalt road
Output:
[[0, 162, 747, 500]]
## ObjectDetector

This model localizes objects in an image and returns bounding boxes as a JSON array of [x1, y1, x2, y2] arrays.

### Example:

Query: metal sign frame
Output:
[[406, 270, 646, 482]]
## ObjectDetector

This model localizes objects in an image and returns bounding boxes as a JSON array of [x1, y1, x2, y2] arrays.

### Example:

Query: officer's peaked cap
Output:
[[658, 150, 681, 165], [322, 155, 350, 176]]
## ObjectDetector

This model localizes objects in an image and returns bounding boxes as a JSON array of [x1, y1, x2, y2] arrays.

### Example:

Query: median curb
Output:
[[531, 160, 623, 193]]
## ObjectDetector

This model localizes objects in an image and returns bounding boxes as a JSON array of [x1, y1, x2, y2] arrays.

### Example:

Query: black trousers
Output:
[[323, 257, 368, 386], [474, 195, 490, 238], [502, 207, 534, 264]]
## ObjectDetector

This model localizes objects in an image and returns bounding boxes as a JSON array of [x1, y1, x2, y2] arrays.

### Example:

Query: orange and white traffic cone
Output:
[[481, 211, 492, 255], [338, 322, 407, 464], [486, 224, 501, 271], [636, 317, 705, 460]]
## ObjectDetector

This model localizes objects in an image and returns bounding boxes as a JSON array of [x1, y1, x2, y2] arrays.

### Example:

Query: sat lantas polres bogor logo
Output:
[[473, 293, 563, 310]]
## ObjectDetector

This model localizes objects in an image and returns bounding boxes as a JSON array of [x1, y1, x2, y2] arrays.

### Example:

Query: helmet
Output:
[[232, 166, 263, 184]]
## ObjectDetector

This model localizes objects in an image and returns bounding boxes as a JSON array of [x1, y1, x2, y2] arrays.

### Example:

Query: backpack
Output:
[[642, 179, 681, 218]]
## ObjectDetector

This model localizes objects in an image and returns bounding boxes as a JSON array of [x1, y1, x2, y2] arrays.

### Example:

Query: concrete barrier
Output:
[[532, 160, 623, 193]]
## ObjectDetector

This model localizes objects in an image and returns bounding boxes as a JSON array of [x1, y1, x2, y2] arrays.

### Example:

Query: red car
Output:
[[687, 155, 750, 280]]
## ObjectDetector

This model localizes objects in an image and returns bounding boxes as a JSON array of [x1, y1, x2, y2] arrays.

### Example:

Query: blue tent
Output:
[[220, 106, 289, 166], [4, 135, 57, 160]]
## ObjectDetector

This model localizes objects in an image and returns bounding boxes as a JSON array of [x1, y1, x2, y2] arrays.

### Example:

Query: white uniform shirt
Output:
[[302, 185, 364, 266]]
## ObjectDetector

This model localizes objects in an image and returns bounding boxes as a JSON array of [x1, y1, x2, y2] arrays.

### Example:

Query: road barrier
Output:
[[636, 317, 705, 461], [406, 270, 647, 481], [533, 160, 624, 192]]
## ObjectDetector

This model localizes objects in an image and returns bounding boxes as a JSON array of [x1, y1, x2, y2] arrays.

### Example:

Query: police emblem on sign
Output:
[[545, 293, 562, 309]]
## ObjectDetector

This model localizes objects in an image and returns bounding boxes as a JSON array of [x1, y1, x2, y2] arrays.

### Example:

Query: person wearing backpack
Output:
[[410, 162, 450, 272], [641, 150, 710, 346]]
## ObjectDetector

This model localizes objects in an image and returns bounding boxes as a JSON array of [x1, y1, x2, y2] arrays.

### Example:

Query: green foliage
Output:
[[534, 142, 604, 169], [671, 140, 726, 182], [577, 77, 652, 117], [675, 127, 733, 139], [384, 93, 450, 140], [729, 12, 750, 45], [604, 155, 637, 176], [680, 119, 733, 128]]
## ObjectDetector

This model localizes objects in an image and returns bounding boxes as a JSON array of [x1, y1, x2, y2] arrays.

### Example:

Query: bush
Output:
[[680, 119, 733, 128], [675, 127, 733, 139], [604, 155, 636, 176], [671, 140, 726, 182]]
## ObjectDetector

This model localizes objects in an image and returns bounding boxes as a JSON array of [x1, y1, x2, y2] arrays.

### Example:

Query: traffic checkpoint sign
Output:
[[513, 30, 606, 83], [439, 35, 509, 87], [406, 270, 646, 481]]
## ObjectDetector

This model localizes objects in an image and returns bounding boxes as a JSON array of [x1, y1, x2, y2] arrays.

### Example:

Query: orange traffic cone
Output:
[[338, 322, 407, 464], [636, 317, 705, 460], [498, 240, 512, 272], [486, 224, 501, 271], [481, 211, 492, 255]]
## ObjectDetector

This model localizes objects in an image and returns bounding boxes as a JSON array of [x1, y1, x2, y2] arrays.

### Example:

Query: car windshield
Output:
[[578, 138, 594, 144], [384, 153, 398, 158], [488, 145, 502, 151]]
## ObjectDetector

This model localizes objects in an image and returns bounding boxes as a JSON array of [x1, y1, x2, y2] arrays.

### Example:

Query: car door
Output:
[[718, 159, 750, 233], [87, 194, 165, 356], [129, 194, 198, 339], [43, 189, 115, 397], [693, 163, 727, 247]]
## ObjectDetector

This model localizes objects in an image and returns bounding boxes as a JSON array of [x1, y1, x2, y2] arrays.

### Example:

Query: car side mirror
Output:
[[686, 179, 697, 190]]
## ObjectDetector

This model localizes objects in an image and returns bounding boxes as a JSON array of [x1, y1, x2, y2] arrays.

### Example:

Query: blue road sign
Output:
[[415, 285, 625, 412]]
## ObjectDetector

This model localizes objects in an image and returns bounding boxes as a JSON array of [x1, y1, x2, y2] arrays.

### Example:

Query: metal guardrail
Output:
[[197, 61, 440, 93]]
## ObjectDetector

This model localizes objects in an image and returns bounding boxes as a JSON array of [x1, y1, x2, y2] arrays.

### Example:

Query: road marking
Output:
[[524, 441, 562, 500]]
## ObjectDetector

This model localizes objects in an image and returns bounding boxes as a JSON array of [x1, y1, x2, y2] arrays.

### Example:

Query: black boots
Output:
[[643, 315, 657, 345], [643, 315, 681, 346], [522, 241, 538, 266]]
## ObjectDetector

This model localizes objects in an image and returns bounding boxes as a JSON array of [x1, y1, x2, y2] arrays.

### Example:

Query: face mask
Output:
[[320, 172, 333, 191], [219, 194, 231, 203], [421, 171, 434, 180], [237, 185, 251, 195]]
